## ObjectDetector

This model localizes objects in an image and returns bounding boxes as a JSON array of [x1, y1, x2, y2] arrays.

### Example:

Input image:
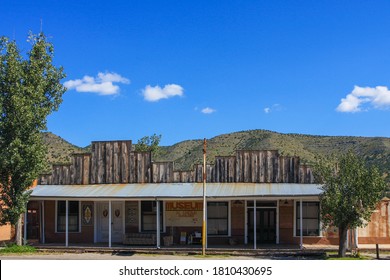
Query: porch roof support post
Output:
[[299, 198, 303, 249], [156, 200, 160, 249], [253, 200, 256, 250], [65, 200, 69, 247], [276, 199, 279, 244], [23, 204, 27, 245], [244, 200, 248, 244], [354, 228, 359, 249], [109, 200, 112, 248], [42, 201, 45, 244]]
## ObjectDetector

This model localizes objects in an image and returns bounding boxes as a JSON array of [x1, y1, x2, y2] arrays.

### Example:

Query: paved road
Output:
[[1, 251, 388, 260], [0, 252, 265, 260]]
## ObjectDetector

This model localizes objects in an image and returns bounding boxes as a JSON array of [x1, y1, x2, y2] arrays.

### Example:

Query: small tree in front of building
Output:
[[314, 151, 387, 257], [0, 33, 66, 245]]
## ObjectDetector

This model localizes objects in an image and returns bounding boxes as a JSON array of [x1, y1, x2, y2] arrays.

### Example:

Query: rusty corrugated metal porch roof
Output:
[[30, 183, 323, 200]]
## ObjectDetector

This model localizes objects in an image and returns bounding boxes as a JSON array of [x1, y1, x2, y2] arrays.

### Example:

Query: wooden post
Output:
[[276, 200, 279, 244], [254, 200, 257, 249], [42, 201, 45, 244], [108, 200, 112, 248], [156, 200, 161, 249], [300, 199, 303, 249], [376, 244, 380, 259], [65, 200, 69, 247], [23, 208, 27, 245], [244, 200, 248, 244]]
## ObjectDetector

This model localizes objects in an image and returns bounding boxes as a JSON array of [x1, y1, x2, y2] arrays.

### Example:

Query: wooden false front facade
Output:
[[39, 140, 314, 185], [24, 140, 390, 248]]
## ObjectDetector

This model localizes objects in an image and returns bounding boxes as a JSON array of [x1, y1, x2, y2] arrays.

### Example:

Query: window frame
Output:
[[207, 201, 230, 236], [55, 200, 81, 233], [294, 201, 321, 237], [140, 201, 164, 233]]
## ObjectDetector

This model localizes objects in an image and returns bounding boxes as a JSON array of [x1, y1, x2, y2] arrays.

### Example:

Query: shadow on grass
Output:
[[325, 252, 372, 260]]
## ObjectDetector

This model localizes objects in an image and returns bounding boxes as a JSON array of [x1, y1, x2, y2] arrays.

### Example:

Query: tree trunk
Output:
[[338, 225, 348, 257], [15, 214, 23, 246]]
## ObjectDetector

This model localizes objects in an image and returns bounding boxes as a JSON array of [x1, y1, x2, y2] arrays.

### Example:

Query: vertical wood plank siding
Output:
[[39, 140, 314, 185]]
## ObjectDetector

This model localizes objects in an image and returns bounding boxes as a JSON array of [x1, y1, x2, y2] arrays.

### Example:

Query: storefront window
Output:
[[141, 201, 163, 232], [57, 201, 79, 232], [296, 202, 320, 236], [207, 202, 228, 235]]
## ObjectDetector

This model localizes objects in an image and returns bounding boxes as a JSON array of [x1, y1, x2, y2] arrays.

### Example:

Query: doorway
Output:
[[247, 208, 276, 244], [96, 202, 124, 243], [27, 209, 40, 240], [27, 201, 40, 240]]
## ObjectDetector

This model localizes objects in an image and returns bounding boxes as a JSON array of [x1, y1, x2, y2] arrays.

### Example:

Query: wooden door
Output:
[[97, 202, 123, 243]]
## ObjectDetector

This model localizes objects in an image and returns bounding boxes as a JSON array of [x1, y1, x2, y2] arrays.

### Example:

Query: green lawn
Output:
[[0, 244, 37, 254]]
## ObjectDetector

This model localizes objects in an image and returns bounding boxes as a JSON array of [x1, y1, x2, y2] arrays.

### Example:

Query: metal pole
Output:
[[202, 138, 207, 256]]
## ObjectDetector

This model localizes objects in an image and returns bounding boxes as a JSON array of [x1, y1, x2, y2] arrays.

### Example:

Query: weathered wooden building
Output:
[[24, 139, 390, 248]]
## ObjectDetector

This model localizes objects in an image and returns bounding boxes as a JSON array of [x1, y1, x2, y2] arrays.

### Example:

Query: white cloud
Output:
[[337, 85, 390, 113], [201, 107, 216, 114], [264, 103, 281, 114], [142, 84, 184, 102], [64, 72, 130, 95]]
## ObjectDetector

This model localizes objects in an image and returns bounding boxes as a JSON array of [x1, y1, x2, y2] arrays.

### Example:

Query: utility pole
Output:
[[202, 138, 207, 256]]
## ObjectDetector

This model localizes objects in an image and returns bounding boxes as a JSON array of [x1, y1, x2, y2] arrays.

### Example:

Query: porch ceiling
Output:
[[29, 183, 323, 200]]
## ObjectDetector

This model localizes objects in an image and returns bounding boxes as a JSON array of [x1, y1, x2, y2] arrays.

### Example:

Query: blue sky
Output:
[[2, 0, 390, 147]]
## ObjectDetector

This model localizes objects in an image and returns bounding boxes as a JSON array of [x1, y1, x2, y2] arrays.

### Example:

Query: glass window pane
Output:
[[207, 202, 228, 235], [296, 202, 319, 236], [57, 201, 79, 232], [141, 201, 163, 232]]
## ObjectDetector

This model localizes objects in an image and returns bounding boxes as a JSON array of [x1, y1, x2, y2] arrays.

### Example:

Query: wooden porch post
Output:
[[65, 200, 69, 247], [276, 200, 280, 244], [23, 206, 27, 245], [244, 200, 248, 244], [156, 200, 160, 248], [253, 200, 256, 249], [109, 200, 112, 248], [300, 199, 303, 249], [42, 201, 45, 244]]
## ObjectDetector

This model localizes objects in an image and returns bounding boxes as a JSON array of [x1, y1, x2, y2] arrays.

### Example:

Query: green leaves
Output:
[[0, 32, 66, 226], [314, 151, 387, 230], [135, 134, 162, 156]]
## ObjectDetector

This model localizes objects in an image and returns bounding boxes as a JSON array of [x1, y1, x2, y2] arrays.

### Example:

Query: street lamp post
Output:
[[202, 138, 207, 256]]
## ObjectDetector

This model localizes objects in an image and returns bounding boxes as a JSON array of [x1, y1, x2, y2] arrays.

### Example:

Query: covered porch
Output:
[[26, 182, 328, 249]]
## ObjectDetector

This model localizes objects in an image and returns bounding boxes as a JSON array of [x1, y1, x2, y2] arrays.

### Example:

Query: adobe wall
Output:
[[0, 223, 13, 242], [279, 200, 295, 244], [43, 201, 94, 243], [358, 200, 390, 244]]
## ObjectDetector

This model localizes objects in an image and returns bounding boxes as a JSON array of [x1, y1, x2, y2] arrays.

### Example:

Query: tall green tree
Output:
[[135, 134, 162, 156], [0, 33, 66, 245], [314, 151, 387, 257]]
